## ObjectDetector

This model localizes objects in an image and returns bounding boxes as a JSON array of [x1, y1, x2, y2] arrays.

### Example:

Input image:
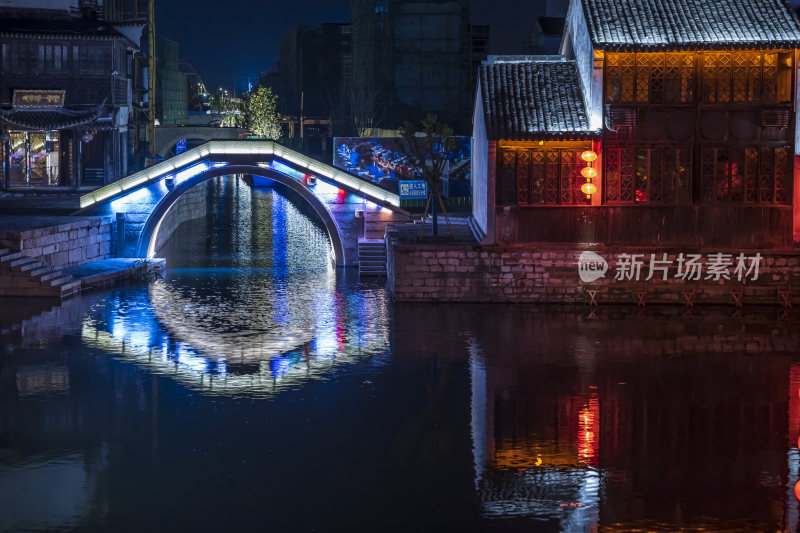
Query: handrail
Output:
[[78, 140, 402, 210]]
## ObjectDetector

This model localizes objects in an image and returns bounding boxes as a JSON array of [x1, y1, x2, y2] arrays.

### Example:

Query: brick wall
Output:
[[388, 242, 800, 305], [1, 217, 113, 269]]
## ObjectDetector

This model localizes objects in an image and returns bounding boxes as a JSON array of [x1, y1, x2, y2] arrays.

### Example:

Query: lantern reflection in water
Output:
[[469, 338, 600, 525], [578, 396, 600, 467]]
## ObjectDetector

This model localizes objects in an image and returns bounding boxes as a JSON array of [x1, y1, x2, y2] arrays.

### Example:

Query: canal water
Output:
[[2, 176, 800, 532]]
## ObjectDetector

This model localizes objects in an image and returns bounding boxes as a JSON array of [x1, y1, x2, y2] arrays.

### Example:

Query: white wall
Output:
[[560, 0, 602, 130], [471, 80, 489, 240]]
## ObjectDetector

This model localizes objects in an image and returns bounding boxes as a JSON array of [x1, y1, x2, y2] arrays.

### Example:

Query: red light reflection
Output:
[[577, 396, 600, 466]]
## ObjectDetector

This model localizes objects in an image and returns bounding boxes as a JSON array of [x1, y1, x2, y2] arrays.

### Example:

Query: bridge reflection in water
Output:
[[82, 178, 390, 398]]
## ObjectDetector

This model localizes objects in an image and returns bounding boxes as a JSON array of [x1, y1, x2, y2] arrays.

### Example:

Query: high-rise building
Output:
[[158, 38, 188, 126], [350, 0, 485, 134], [262, 23, 352, 146]]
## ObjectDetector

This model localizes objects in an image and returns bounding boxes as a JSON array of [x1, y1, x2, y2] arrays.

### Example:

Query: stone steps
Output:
[[359, 241, 387, 277], [0, 250, 25, 263], [0, 248, 80, 299]]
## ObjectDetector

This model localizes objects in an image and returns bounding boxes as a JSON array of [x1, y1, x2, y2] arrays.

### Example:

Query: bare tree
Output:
[[398, 114, 457, 239]]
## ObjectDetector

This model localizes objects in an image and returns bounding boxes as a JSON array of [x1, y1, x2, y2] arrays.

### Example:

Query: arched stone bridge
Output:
[[75, 140, 406, 267]]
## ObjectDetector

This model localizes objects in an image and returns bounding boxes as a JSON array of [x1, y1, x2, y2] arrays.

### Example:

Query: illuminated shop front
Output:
[[0, 96, 106, 190], [8, 130, 62, 186]]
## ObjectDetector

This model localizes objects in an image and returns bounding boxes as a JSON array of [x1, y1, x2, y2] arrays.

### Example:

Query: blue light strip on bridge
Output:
[[79, 141, 402, 210]]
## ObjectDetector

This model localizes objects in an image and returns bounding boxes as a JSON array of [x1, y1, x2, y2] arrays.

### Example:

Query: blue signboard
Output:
[[399, 180, 428, 200]]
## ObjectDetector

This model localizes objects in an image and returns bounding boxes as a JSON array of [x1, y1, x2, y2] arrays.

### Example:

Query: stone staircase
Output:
[[358, 240, 387, 277], [0, 248, 82, 298]]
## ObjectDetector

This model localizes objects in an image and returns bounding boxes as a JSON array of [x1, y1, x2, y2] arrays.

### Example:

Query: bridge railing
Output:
[[79, 140, 402, 211]]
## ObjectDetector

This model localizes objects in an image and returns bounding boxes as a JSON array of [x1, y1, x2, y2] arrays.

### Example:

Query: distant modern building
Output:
[[350, 0, 487, 134], [157, 38, 188, 126], [259, 23, 351, 154], [0, 0, 152, 191], [472, 0, 800, 249]]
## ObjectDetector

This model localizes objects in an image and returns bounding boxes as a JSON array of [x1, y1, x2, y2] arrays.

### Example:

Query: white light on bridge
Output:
[[175, 162, 210, 184], [79, 140, 402, 210], [110, 186, 151, 211]]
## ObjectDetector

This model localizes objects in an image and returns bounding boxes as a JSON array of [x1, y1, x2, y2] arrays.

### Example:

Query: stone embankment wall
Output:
[[151, 180, 209, 253], [388, 243, 800, 306], [0, 217, 113, 269]]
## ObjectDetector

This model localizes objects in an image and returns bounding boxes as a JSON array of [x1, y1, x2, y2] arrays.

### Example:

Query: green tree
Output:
[[398, 114, 457, 238], [244, 86, 282, 139]]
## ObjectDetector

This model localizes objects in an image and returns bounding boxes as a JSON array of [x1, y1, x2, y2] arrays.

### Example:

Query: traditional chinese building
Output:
[[0, 1, 147, 191], [472, 0, 800, 249]]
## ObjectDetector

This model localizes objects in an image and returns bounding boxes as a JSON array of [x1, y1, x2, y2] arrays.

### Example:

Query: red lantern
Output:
[[581, 150, 598, 163], [794, 480, 800, 500], [581, 182, 597, 196], [581, 166, 598, 179]]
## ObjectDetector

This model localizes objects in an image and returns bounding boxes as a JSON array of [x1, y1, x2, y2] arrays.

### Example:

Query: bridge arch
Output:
[[139, 164, 346, 266]]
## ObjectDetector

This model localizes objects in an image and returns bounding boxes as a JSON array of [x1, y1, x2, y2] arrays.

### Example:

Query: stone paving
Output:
[[0, 194, 81, 215], [63, 258, 165, 292], [0, 215, 101, 234], [389, 216, 478, 245]]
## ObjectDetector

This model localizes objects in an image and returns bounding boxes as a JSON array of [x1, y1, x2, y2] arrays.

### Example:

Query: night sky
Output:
[[156, 0, 551, 93]]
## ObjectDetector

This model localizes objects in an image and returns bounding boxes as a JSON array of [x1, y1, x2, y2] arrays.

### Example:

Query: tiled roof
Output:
[[479, 57, 595, 141], [581, 0, 800, 50], [0, 105, 106, 130], [0, 17, 127, 39]]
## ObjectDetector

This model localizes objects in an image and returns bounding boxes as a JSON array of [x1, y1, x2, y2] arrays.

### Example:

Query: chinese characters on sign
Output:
[[12, 90, 66, 107], [398, 180, 428, 200], [577, 251, 762, 283]]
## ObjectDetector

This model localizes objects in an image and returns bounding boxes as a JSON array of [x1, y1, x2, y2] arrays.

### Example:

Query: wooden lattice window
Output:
[[544, 150, 560, 203], [516, 149, 531, 203], [605, 146, 692, 203], [774, 147, 790, 203], [607, 52, 695, 104], [704, 52, 732, 103], [732, 53, 762, 103], [605, 53, 637, 104], [703, 51, 792, 105], [701, 146, 791, 204], [664, 53, 695, 103], [604, 147, 635, 202], [763, 53, 778, 104], [499, 147, 589, 205], [743, 148, 760, 202], [636, 54, 654, 103], [500, 148, 517, 204]]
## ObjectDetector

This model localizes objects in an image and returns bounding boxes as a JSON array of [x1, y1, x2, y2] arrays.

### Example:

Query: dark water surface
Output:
[[2, 177, 800, 532]]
